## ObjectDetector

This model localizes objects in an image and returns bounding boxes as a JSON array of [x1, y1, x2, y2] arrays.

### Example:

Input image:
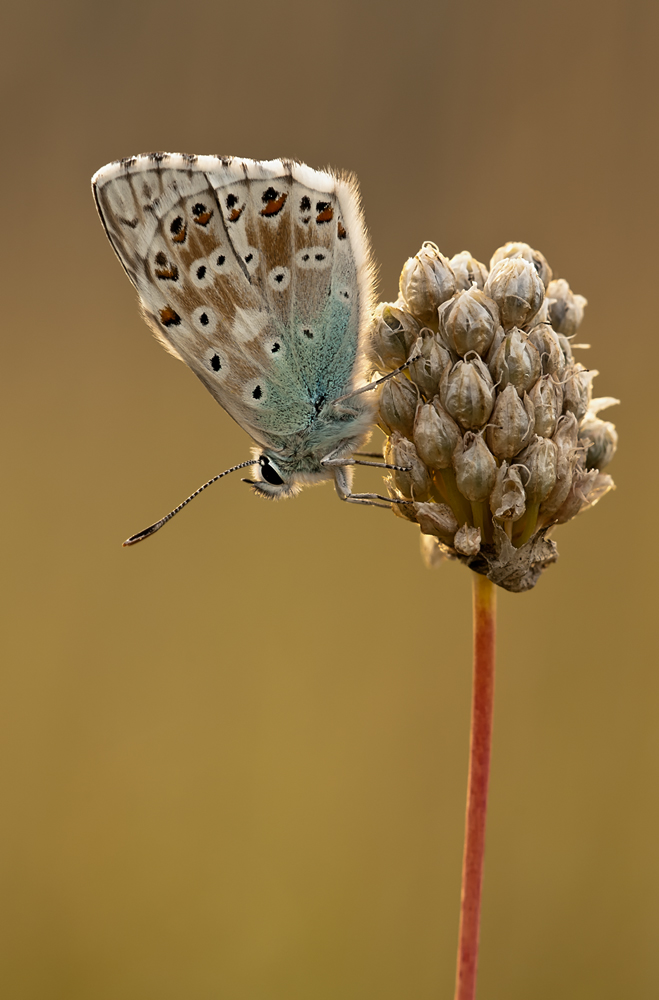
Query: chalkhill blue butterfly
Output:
[[92, 153, 410, 544]]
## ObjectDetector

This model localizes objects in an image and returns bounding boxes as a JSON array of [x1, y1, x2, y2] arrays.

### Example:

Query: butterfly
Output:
[[92, 152, 410, 544]]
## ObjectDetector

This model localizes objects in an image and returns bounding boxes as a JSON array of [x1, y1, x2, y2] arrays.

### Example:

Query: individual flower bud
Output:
[[384, 432, 433, 500], [562, 363, 595, 422], [414, 502, 459, 542], [538, 464, 576, 526], [440, 355, 495, 429], [557, 333, 573, 366], [454, 523, 481, 557], [486, 384, 535, 459], [579, 414, 618, 470], [543, 412, 580, 512], [489, 461, 527, 522], [439, 287, 500, 357], [552, 466, 610, 524], [378, 376, 418, 437], [588, 396, 621, 417], [484, 324, 505, 367], [537, 415, 579, 525], [399, 242, 456, 325], [391, 499, 418, 523], [490, 327, 542, 396], [551, 411, 580, 463], [453, 431, 498, 502], [370, 303, 409, 369], [527, 324, 565, 378], [546, 278, 588, 336], [407, 330, 451, 399], [528, 374, 561, 437], [517, 436, 558, 503], [414, 398, 461, 469], [449, 250, 489, 291], [490, 241, 553, 289], [526, 298, 550, 329], [377, 302, 424, 357], [484, 258, 545, 330]]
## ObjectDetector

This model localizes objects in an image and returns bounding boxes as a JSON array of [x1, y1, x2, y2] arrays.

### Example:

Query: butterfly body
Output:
[[93, 153, 399, 537]]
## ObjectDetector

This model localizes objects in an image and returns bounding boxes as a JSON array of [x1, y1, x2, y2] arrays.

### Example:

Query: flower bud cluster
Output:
[[371, 241, 618, 592]]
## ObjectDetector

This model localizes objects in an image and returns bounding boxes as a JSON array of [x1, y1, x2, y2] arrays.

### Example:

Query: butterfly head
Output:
[[243, 453, 305, 500]]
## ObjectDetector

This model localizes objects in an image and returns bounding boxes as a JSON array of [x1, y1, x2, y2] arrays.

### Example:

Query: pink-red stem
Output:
[[453, 572, 497, 1000]]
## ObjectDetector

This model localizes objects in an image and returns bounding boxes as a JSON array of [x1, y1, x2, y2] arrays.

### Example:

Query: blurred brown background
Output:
[[1, 0, 656, 997]]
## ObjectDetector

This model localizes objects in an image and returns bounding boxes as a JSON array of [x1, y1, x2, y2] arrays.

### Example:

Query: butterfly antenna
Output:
[[123, 460, 259, 546]]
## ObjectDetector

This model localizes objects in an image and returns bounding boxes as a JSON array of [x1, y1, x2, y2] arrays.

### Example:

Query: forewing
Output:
[[92, 153, 375, 449]]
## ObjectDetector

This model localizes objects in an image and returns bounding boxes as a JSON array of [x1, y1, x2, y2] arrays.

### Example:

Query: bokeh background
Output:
[[2, 0, 657, 997]]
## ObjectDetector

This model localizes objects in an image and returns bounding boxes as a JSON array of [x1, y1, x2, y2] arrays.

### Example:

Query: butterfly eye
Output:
[[259, 456, 284, 486]]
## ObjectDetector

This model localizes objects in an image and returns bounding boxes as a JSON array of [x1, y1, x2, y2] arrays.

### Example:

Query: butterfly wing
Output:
[[92, 153, 375, 452]]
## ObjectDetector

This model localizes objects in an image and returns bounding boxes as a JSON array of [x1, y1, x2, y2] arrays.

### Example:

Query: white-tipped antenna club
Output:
[[123, 460, 259, 546]]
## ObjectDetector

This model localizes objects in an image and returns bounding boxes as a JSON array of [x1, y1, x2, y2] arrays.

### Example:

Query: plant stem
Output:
[[453, 572, 497, 1000]]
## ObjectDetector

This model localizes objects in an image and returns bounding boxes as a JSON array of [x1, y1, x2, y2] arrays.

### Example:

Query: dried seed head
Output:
[[486, 383, 535, 459], [414, 398, 461, 469], [372, 239, 617, 592], [384, 432, 433, 500], [489, 462, 527, 522], [453, 431, 498, 502], [449, 250, 489, 291], [546, 278, 588, 336], [527, 324, 566, 378], [490, 241, 554, 289], [378, 375, 419, 437], [399, 242, 456, 325], [407, 330, 451, 399], [490, 327, 542, 396], [440, 355, 495, 429], [439, 287, 500, 357], [517, 435, 558, 503], [454, 523, 482, 557], [528, 374, 562, 437], [580, 414, 619, 470], [484, 258, 545, 330]]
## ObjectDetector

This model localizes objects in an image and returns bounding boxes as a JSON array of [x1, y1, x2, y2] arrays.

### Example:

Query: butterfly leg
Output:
[[325, 456, 410, 471], [331, 356, 422, 406], [328, 463, 409, 508]]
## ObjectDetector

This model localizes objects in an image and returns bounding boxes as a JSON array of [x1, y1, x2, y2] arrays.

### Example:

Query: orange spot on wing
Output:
[[172, 225, 187, 243], [337, 221, 347, 239], [159, 306, 180, 327], [316, 206, 334, 224], [192, 203, 213, 226], [155, 263, 179, 281], [260, 192, 288, 217], [228, 206, 245, 222]]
